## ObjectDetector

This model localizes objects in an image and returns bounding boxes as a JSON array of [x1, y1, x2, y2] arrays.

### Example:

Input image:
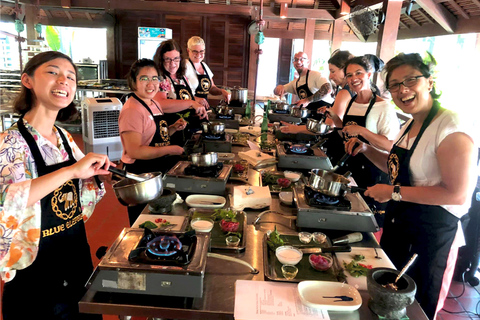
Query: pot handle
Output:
[[108, 167, 145, 182]]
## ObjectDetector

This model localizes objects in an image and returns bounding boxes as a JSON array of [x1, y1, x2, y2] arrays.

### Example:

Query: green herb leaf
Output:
[[266, 225, 285, 250], [353, 254, 365, 261], [139, 221, 158, 229]]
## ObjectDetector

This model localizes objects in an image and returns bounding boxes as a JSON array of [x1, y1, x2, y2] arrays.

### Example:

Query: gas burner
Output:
[[203, 132, 226, 140], [284, 143, 314, 156], [184, 162, 224, 178], [129, 229, 196, 266], [273, 110, 289, 114], [304, 186, 351, 211]]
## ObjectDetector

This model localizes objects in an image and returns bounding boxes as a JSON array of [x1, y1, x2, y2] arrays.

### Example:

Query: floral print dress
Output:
[[0, 119, 105, 282]]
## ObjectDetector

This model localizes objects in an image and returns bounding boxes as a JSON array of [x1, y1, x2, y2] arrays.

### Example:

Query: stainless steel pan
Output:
[[110, 168, 164, 206], [201, 121, 225, 135], [290, 107, 311, 118], [191, 152, 218, 167]]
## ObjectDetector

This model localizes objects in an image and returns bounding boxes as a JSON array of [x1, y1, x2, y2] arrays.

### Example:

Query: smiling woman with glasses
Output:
[[346, 52, 477, 320], [153, 39, 207, 146], [119, 58, 187, 225], [185, 36, 231, 107]]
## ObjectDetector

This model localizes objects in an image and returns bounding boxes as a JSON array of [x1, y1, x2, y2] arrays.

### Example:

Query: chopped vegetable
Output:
[[139, 221, 158, 230], [353, 254, 365, 261], [266, 225, 285, 250], [343, 259, 372, 277], [277, 178, 291, 188]]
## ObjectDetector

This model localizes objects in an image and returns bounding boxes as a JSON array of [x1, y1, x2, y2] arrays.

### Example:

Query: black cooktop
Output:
[[128, 229, 197, 266], [283, 143, 315, 156], [184, 162, 224, 178], [202, 132, 226, 141]]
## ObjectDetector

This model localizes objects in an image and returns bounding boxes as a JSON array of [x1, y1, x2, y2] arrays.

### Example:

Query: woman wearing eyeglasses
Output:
[[153, 39, 207, 146], [119, 59, 187, 225], [185, 36, 231, 109], [346, 53, 477, 319]]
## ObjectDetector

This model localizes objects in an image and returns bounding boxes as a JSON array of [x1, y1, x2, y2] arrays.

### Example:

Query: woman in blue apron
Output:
[[347, 53, 477, 319], [119, 59, 186, 225], [185, 36, 230, 107], [153, 40, 208, 146], [1, 51, 111, 320]]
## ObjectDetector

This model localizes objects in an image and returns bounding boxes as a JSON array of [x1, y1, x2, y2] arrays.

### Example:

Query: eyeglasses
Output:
[[138, 76, 160, 83], [388, 75, 425, 92], [191, 50, 205, 56], [293, 57, 308, 63], [164, 57, 181, 64]]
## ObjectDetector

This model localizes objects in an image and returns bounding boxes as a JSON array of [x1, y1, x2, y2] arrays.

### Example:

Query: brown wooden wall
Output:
[[111, 10, 250, 88]]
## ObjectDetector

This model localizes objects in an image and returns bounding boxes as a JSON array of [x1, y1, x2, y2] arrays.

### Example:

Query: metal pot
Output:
[[201, 121, 225, 135], [191, 152, 218, 167], [230, 86, 248, 104], [306, 118, 331, 135], [308, 169, 351, 197], [270, 101, 291, 113], [216, 105, 234, 116], [112, 171, 164, 206], [290, 107, 311, 118]]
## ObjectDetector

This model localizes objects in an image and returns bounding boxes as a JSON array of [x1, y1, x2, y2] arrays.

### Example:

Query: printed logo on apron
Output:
[[388, 153, 400, 185], [159, 119, 170, 141], [343, 120, 358, 141], [51, 180, 78, 220], [298, 89, 307, 99], [179, 88, 193, 100], [201, 78, 211, 91]]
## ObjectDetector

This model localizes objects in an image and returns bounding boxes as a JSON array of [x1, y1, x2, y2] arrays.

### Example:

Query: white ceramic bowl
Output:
[[275, 246, 303, 266], [279, 192, 293, 206], [190, 218, 214, 232], [284, 171, 301, 182]]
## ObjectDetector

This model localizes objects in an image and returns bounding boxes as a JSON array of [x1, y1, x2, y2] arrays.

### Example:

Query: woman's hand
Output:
[[280, 124, 301, 133], [195, 96, 210, 109], [317, 106, 332, 118], [221, 89, 231, 104], [343, 125, 365, 138], [191, 101, 208, 119], [364, 184, 394, 203], [344, 138, 367, 156], [167, 145, 185, 156], [171, 118, 187, 132], [70, 153, 113, 180]]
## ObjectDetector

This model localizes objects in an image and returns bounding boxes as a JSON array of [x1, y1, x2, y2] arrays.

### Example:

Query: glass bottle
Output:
[[261, 101, 270, 142], [245, 99, 252, 120]]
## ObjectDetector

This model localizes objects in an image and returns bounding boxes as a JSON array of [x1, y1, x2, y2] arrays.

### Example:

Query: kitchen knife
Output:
[[300, 245, 351, 254]]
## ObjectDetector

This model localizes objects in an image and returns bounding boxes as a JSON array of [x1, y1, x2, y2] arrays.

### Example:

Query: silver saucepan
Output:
[[270, 101, 291, 113], [191, 152, 218, 167], [217, 105, 234, 116], [201, 121, 225, 135], [110, 168, 164, 206], [290, 107, 311, 118], [308, 169, 351, 197]]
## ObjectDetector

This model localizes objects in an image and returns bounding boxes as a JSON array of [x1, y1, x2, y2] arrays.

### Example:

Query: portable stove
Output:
[[276, 143, 332, 170]]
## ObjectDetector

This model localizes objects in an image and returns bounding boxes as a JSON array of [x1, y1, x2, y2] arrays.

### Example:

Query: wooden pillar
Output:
[[303, 18, 315, 60], [247, 33, 258, 93], [375, 0, 402, 86], [330, 20, 344, 54]]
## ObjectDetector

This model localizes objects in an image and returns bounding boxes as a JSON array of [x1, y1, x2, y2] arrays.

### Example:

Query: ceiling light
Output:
[[61, 0, 71, 8], [280, 3, 288, 19]]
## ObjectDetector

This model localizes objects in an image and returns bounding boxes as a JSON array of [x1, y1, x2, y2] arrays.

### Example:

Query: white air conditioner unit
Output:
[[82, 97, 123, 161]]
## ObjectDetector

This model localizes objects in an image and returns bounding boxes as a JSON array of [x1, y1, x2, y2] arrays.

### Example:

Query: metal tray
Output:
[[263, 233, 345, 283], [187, 208, 247, 253]]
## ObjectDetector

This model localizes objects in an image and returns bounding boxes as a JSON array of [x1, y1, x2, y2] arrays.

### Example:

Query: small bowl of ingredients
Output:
[[284, 171, 301, 182], [281, 264, 299, 280], [312, 232, 327, 244], [276, 246, 303, 266], [271, 185, 282, 193], [309, 253, 333, 271], [279, 192, 293, 206], [226, 235, 241, 247], [298, 232, 312, 244], [190, 217, 214, 233]]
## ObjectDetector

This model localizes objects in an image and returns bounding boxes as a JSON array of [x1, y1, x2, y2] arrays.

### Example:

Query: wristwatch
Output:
[[392, 185, 402, 201]]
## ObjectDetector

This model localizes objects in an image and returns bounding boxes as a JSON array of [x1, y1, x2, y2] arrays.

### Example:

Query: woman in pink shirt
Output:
[[118, 58, 186, 225]]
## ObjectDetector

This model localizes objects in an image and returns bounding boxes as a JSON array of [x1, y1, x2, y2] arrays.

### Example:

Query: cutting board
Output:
[[336, 247, 396, 290], [132, 214, 186, 232]]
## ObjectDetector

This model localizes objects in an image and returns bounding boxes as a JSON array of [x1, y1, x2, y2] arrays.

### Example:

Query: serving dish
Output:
[[263, 233, 344, 283], [298, 281, 362, 311], [185, 195, 226, 209], [187, 208, 247, 252]]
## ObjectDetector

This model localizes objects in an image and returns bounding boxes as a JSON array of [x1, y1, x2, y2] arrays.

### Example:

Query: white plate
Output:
[[218, 153, 235, 161], [279, 191, 293, 205], [185, 195, 226, 209], [298, 281, 362, 311], [132, 215, 186, 232]]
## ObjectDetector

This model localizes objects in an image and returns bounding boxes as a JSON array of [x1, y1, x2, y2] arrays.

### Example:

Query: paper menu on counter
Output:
[[234, 280, 330, 320]]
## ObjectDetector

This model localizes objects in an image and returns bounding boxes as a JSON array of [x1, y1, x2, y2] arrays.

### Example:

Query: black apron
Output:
[[124, 94, 180, 226], [3, 119, 100, 320], [163, 74, 200, 145], [381, 101, 458, 319], [295, 70, 331, 120], [189, 59, 212, 99]]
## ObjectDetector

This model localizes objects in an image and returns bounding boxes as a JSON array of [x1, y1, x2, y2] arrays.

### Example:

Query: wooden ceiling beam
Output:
[[292, 0, 297, 8], [471, 0, 480, 10], [64, 10, 73, 20], [416, 9, 435, 24], [263, 6, 334, 20], [399, 19, 409, 29], [335, 2, 383, 20], [44, 9, 53, 18], [85, 11, 92, 20], [415, 0, 457, 32], [446, 0, 469, 19], [405, 13, 421, 27]]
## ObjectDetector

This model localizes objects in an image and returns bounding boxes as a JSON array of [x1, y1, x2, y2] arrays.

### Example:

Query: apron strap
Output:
[[18, 117, 47, 173], [342, 91, 376, 127], [130, 93, 161, 118]]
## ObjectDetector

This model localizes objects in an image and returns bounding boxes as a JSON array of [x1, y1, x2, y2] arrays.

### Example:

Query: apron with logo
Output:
[[295, 70, 331, 120], [164, 74, 200, 145], [382, 100, 458, 319], [189, 59, 212, 99], [3, 118, 99, 320]]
